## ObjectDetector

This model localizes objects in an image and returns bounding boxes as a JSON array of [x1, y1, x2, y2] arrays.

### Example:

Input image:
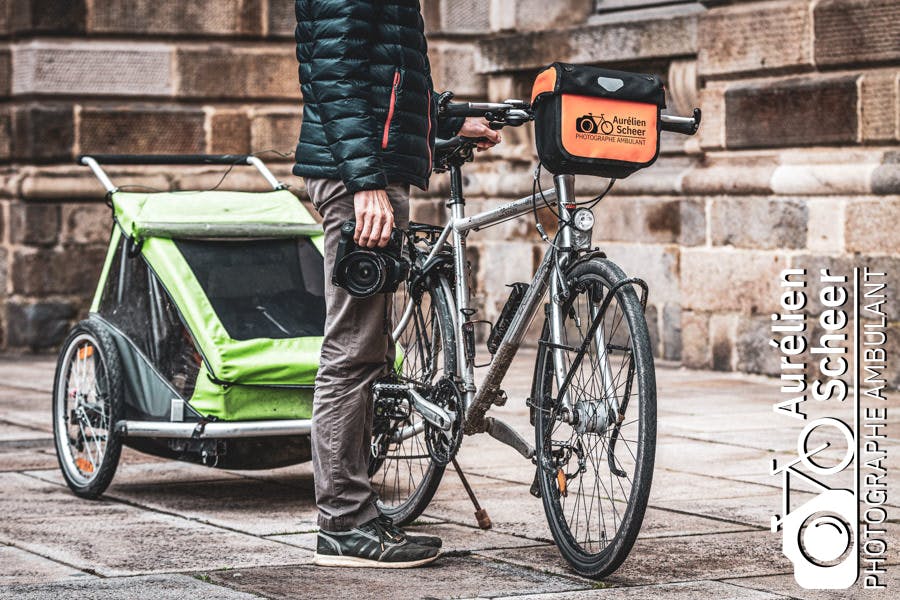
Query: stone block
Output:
[[860, 69, 899, 143], [0, 48, 10, 97], [681, 248, 787, 314], [814, 0, 900, 67], [79, 106, 205, 155], [845, 197, 900, 254], [4, 0, 86, 34], [429, 43, 485, 98], [662, 303, 682, 362], [736, 315, 780, 377], [0, 247, 7, 297], [10, 245, 107, 296], [806, 197, 844, 253], [709, 312, 738, 371], [783, 254, 900, 356], [603, 243, 680, 303], [208, 110, 251, 154], [9, 202, 60, 246], [725, 75, 859, 149], [176, 46, 297, 100], [698, 0, 812, 77], [250, 109, 300, 154], [709, 197, 807, 250], [697, 83, 726, 150], [60, 203, 112, 245], [681, 310, 709, 369], [11, 41, 173, 98], [476, 9, 698, 73], [5, 301, 76, 350], [409, 198, 447, 226], [0, 108, 10, 161], [89, 0, 262, 36], [872, 157, 900, 195], [593, 197, 681, 244], [679, 199, 706, 247], [266, 0, 295, 37], [512, 0, 593, 33], [439, 0, 490, 34], [11, 104, 75, 162]]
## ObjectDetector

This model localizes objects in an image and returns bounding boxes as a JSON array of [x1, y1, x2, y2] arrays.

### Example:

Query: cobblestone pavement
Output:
[[0, 351, 895, 599]]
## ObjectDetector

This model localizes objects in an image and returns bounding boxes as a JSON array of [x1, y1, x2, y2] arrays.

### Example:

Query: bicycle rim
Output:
[[534, 259, 656, 578], [370, 276, 455, 524]]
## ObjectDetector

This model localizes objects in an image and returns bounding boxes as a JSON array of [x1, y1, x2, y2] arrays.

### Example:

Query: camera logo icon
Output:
[[779, 489, 858, 589], [575, 113, 614, 135]]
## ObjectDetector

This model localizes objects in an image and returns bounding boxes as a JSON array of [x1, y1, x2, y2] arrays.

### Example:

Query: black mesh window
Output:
[[98, 235, 201, 399], [174, 238, 326, 341]]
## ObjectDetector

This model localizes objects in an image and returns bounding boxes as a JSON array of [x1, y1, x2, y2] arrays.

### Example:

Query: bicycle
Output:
[[576, 112, 615, 135], [368, 95, 701, 578]]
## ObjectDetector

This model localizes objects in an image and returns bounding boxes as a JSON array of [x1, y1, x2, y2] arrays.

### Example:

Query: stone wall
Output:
[[1, 0, 898, 386]]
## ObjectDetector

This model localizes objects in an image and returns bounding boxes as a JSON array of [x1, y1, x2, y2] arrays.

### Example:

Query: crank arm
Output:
[[408, 387, 453, 431]]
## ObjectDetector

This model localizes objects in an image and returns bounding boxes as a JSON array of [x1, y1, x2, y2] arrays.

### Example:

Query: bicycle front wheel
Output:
[[532, 257, 656, 578]]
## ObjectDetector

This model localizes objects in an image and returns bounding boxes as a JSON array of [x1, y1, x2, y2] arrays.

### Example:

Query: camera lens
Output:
[[340, 252, 386, 297]]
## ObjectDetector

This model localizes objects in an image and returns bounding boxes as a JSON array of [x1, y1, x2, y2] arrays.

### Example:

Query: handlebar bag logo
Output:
[[531, 62, 666, 178]]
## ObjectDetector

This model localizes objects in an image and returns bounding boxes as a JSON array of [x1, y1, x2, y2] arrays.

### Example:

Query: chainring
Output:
[[424, 377, 464, 466]]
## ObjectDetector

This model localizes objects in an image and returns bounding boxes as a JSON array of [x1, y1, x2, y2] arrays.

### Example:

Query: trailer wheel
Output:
[[52, 319, 124, 499]]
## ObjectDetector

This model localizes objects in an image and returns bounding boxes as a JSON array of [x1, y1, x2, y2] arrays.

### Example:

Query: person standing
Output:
[[292, 0, 499, 568]]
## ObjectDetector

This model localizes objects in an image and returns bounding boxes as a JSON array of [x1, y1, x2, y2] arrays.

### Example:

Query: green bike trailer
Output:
[[53, 155, 327, 498]]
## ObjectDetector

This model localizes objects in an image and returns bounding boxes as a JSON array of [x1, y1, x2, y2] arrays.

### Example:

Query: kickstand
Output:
[[452, 458, 492, 530]]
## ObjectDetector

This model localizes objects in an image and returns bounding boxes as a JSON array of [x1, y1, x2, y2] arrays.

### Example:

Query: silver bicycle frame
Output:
[[392, 171, 620, 445]]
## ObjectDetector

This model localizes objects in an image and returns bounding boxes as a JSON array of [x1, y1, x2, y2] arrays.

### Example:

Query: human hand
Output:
[[458, 117, 501, 151], [353, 189, 394, 248]]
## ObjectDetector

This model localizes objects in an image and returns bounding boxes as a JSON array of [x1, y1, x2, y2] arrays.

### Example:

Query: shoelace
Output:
[[375, 514, 407, 542], [368, 515, 405, 552]]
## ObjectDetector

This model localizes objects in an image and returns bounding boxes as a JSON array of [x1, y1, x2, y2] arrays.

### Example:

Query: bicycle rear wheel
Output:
[[533, 257, 656, 578], [369, 274, 457, 525]]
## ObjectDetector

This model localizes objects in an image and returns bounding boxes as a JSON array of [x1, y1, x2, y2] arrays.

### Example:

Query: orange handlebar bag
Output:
[[531, 63, 666, 178]]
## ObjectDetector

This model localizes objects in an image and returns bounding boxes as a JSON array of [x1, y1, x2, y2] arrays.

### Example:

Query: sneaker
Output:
[[376, 513, 442, 549], [313, 517, 439, 568]]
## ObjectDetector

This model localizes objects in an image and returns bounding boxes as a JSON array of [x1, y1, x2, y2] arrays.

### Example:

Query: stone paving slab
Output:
[[0, 473, 311, 576], [0, 449, 59, 473], [500, 580, 787, 599], [0, 387, 53, 431], [0, 545, 88, 585], [479, 530, 785, 585], [0, 422, 51, 442], [0, 573, 260, 600], [201, 555, 588, 600], [723, 570, 900, 600], [96, 472, 319, 536]]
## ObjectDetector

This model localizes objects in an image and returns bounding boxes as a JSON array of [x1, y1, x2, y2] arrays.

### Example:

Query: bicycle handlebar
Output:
[[660, 109, 702, 136]]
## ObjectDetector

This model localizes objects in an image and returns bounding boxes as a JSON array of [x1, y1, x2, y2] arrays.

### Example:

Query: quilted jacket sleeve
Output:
[[308, 1, 387, 193]]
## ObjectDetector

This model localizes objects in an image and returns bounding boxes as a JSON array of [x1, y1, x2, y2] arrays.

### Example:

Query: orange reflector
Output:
[[77, 346, 94, 360], [74, 457, 94, 473], [557, 468, 567, 497]]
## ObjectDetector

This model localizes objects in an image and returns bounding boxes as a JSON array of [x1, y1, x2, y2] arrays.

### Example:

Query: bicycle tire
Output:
[[371, 275, 457, 525], [532, 257, 656, 578], [52, 318, 124, 499]]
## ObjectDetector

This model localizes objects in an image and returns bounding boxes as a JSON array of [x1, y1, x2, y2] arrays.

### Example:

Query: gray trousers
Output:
[[305, 178, 410, 532]]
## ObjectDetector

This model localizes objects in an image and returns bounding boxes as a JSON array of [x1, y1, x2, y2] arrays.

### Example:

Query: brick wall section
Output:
[[0, 0, 898, 388]]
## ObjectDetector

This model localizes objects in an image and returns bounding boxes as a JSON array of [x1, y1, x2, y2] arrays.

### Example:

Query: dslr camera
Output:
[[332, 220, 409, 298]]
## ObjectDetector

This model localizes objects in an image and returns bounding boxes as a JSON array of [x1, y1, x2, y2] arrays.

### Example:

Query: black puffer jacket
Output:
[[292, 0, 463, 193]]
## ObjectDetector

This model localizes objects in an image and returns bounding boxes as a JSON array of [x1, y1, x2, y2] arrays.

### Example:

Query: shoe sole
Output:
[[312, 552, 439, 569]]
